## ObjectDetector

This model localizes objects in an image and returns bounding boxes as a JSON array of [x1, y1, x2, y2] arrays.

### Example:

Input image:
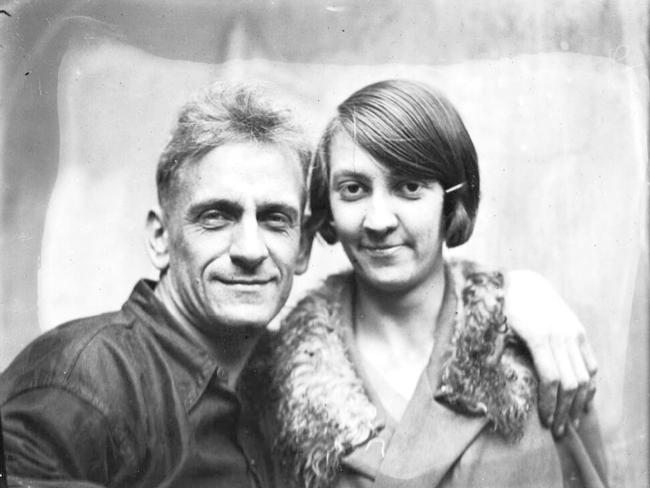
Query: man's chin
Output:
[[211, 306, 279, 331], [206, 285, 289, 330]]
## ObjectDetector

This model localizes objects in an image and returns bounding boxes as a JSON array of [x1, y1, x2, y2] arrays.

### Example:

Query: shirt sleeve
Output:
[[1, 387, 125, 487], [8, 476, 107, 487]]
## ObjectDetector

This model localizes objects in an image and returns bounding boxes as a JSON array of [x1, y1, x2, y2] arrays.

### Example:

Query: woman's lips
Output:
[[359, 244, 403, 257]]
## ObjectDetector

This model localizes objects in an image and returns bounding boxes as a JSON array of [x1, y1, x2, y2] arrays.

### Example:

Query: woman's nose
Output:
[[362, 193, 398, 236], [229, 217, 269, 269]]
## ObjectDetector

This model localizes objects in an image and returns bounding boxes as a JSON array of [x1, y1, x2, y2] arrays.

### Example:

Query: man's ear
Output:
[[295, 227, 315, 275], [146, 206, 170, 272]]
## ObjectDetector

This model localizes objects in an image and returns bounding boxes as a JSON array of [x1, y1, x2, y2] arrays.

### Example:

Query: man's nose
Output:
[[229, 217, 269, 269], [363, 192, 398, 236]]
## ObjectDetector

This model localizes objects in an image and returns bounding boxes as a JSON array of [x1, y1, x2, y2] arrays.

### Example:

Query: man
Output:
[[0, 83, 312, 487], [0, 82, 597, 488]]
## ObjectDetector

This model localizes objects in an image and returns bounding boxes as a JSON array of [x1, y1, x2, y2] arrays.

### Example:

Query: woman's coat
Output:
[[246, 261, 608, 488]]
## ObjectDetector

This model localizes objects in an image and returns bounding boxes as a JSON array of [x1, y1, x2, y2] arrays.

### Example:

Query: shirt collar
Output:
[[122, 279, 223, 412]]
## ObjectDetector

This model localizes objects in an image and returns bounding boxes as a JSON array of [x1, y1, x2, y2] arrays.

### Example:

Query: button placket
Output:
[[215, 367, 228, 383]]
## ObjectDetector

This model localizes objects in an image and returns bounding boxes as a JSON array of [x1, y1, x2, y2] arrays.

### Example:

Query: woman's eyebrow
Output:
[[386, 171, 435, 184], [330, 169, 371, 183]]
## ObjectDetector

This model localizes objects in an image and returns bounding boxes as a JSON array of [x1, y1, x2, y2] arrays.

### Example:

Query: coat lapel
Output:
[[373, 268, 489, 488], [372, 370, 488, 487], [341, 426, 393, 480], [340, 369, 489, 488]]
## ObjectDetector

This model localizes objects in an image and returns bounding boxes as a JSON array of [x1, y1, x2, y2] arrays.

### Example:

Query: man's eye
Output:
[[263, 212, 292, 230], [199, 210, 229, 229], [338, 182, 367, 201]]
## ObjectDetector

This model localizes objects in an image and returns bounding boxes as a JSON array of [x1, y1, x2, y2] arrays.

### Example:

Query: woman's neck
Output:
[[354, 261, 447, 350], [353, 260, 447, 416]]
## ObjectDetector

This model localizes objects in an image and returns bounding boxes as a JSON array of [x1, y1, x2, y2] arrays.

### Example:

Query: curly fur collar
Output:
[[254, 260, 537, 488]]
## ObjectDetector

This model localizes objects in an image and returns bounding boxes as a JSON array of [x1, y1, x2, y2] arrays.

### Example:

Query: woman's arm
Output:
[[504, 270, 598, 437]]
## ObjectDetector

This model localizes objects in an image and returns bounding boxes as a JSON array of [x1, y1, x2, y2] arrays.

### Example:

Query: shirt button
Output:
[[216, 367, 228, 382]]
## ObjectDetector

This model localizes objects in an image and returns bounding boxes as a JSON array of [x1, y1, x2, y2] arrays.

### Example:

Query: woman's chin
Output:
[[354, 261, 444, 296], [356, 270, 418, 294]]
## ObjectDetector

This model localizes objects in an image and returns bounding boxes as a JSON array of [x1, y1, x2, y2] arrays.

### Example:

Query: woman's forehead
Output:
[[328, 130, 434, 181], [329, 131, 386, 174]]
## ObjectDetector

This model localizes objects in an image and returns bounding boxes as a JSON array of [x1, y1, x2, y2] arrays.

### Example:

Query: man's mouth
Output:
[[217, 277, 275, 286]]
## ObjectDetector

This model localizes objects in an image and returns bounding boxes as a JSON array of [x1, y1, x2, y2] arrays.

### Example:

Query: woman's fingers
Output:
[[549, 338, 578, 436], [529, 340, 560, 427], [584, 376, 597, 412], [533, 334, 597, 436], [578, 335, 598, 412], [569, 388, 589, 429], [503, 270, 599, 434], [579, 333, 599, 376], [566, 340, 591, 426]]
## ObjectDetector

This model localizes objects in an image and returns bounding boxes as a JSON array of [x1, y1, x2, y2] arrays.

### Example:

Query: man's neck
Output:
[[153, 278, 264, 389], [207, 329, 264, 389]]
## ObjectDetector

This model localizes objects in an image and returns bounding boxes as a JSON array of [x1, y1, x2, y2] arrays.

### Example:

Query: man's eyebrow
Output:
[[187, 199, 301, 221], [187, 199, 242, 218], [257, 202, 300, 221]]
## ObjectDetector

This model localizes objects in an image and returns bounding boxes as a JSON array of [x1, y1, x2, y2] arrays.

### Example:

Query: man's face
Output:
[[161, 141, 308, 334]]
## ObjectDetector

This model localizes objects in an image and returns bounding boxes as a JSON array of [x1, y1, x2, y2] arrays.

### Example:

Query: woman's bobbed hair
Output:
[[309, 79, 480, 248]]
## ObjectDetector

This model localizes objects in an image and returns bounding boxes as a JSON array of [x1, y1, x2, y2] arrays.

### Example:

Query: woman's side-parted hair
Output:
[[310, 79, 480, 248], [157, 82, 312, 211]]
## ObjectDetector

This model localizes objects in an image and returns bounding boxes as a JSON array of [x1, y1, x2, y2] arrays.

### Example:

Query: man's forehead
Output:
[[177, 142, 305, 209]]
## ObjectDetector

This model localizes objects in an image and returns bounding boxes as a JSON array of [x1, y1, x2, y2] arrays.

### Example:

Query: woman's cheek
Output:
[[332, 208, 364, 242]]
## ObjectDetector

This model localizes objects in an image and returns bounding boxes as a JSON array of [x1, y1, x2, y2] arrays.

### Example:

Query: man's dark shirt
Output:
[[0, 280, 271, 488]]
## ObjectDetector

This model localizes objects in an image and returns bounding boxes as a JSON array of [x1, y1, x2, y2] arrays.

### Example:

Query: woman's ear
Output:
[[146, 206, 170, 272]]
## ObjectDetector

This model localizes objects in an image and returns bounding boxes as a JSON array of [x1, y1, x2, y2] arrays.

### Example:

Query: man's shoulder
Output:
[[0, 306, 147, 406]]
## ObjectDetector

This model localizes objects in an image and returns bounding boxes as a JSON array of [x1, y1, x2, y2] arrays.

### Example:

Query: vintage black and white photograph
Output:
[[0, 1, 647, 487]]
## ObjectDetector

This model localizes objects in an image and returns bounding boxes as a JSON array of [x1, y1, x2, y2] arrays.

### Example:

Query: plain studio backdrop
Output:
[[0, 1, 647, 485]]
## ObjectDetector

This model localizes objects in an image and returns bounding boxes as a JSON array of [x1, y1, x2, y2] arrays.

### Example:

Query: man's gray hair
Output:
[[156, 82, 311, 209]]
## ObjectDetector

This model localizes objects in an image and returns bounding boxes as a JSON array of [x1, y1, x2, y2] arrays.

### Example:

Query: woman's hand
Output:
[[504, 270, 598, 437]]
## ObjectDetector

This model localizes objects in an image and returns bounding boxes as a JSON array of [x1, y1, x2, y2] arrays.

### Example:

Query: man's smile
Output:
[[213, 276, 278, 287], [223, 278, 273, 283]]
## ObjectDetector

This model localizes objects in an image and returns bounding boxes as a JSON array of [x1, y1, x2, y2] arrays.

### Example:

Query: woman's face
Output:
[[328, 131, 446, 294]]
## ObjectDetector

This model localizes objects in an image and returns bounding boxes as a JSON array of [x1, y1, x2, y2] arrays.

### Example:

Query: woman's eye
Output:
[[199, 210, 229, 229], [339, 182, 367, 200], [397, 181, 425, 197]]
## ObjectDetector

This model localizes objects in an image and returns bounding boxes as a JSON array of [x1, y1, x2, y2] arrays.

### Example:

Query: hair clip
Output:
[[444, 182, 465, 194]]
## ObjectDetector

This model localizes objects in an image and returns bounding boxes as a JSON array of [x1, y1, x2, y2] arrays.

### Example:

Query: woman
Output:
[[257, 80, 607, 488]]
